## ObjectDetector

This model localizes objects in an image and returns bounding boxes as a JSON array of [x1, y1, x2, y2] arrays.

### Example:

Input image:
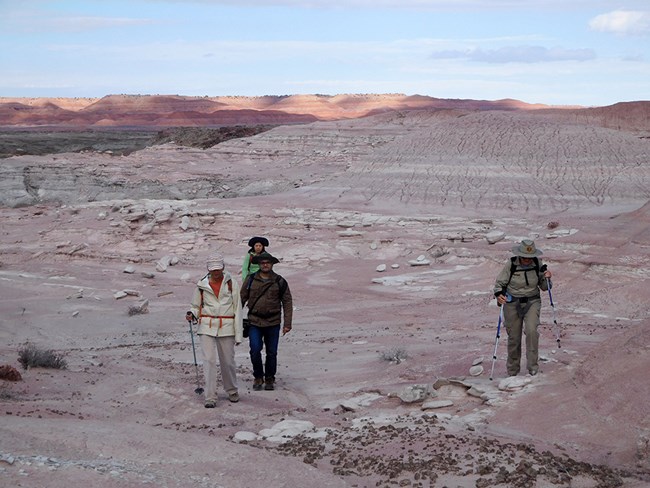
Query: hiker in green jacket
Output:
[[242, 236, 269, 282], [494, 240, 552, 377]]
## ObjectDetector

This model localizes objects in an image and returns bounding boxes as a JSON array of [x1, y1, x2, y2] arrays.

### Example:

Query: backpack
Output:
[[506, 256, 540, 288]]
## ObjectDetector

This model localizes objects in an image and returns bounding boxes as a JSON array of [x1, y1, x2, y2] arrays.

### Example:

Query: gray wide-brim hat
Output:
[[251, 251, 279, 265], [512, 239, 543, 258]]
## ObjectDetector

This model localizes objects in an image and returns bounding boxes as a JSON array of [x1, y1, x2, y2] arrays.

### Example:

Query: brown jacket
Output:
[[240, 271, 292, 330]]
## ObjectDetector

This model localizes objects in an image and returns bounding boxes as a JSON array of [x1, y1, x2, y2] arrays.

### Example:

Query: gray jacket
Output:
[[494, 257, 549, 298]]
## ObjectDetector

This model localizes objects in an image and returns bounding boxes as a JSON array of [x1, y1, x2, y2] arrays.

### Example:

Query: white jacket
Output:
[[189, 271, 243, 342]]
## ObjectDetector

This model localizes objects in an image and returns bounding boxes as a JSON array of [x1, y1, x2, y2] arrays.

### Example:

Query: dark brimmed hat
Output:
[[252, 251, 279, 265], [512, 239, 543, 258], [248, 236, 269, 248]]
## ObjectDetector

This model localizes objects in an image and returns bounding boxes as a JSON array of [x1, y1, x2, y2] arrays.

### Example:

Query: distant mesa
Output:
[[0, 94, 648, 133]]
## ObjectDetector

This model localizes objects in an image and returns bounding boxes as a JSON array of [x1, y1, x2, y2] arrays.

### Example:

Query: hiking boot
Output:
[[264, 378, 275, 391], [204, 400, 216, 408], [228, 392, 240, 403], [253, 378, 264, 391]]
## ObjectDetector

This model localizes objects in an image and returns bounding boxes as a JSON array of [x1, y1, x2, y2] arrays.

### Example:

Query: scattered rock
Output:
[[486, 230, 506, 244], [123, 266, 136, 274], [179, 215, 191, 231], [123, 210, 147, 222], [114, 291, 128, 299], [128, 299, 149, 315], [432, 378, 450, 390], [154, 206, 174, 223], [376, 264, 387, 272], [397, 384, 429, 403], [139, 222, 155, 234], [66, 289, 83, 299], [338, 230, 363, 237], [408, 257, 431, 266], [428, 245, 447, 258], [498, 376, 532, 391], [233, 431, 258, 443], [469, 365, 484, 376], [422, 400, 453, 410], [156, 256, 172, 272], [0, 364, 22, 381], [259, 420, 316, 443]]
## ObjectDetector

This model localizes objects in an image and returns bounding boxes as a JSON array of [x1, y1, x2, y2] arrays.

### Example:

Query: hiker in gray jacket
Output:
[[494, 240, 552, 377], [240, 251, 292, 392]]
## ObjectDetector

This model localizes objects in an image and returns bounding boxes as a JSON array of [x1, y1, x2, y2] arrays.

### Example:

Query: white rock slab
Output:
[[498, 376, 532, 391], [233, 431, 258, 442], [422, 400, 454, 410], [259, 420, 315, 443], [486, 231, 506, 244]]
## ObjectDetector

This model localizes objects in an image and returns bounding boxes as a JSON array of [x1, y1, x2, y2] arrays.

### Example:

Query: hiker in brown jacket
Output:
[[240, 251, 292, 391]]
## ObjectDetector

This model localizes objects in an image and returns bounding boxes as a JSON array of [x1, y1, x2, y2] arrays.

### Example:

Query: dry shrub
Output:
[[18, 344, 67, 370], [380, 347, 409, 364]]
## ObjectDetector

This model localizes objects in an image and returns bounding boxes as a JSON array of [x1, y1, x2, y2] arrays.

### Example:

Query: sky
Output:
[[1, 0, 649, 106]]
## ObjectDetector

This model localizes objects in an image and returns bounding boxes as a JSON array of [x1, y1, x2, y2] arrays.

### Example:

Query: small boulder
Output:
[[486, 231, 506, 244], [469, 365, 484, 376], [0, 365, 22, 381]]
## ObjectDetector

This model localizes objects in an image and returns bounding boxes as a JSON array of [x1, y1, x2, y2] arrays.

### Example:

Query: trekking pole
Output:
[[489, 304, 504, 381], [540, 264, 560, 348], [186, 316, 204, 395], [547, 279, 560, 348]]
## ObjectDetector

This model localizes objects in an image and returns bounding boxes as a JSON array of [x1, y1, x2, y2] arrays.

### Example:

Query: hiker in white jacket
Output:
[[186, 253, 243, 408]]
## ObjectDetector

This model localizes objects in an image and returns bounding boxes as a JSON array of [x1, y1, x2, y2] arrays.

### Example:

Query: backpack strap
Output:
[[276, 275, 288, 299], [506, 256, 540, 289]]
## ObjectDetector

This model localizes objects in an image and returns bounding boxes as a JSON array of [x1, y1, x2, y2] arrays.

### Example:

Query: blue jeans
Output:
[[248, 324, 281, 380]]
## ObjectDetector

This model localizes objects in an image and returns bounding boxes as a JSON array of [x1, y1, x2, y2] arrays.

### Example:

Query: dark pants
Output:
[[248, 324, 281, 380]]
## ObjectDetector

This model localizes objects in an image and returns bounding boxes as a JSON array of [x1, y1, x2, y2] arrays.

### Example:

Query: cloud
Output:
[[1, 10, 157, 34], [160, 0, 650, 9], [589, 10, 650, 36], [430, 46, 596, 63], [47, 16, 157, 31]]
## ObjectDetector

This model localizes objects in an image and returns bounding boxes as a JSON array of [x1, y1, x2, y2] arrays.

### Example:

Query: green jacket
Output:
[[242, 251, 260, 282]]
